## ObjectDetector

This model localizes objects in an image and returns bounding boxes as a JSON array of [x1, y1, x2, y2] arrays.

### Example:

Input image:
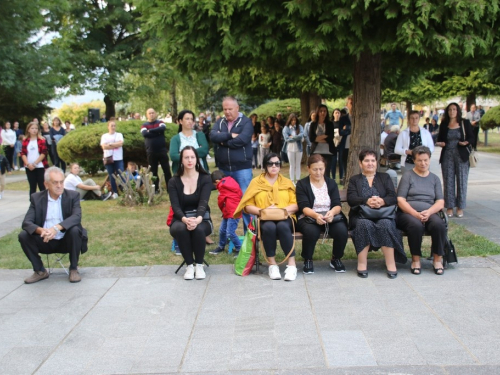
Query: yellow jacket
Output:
[[233, 173, 296, 219]]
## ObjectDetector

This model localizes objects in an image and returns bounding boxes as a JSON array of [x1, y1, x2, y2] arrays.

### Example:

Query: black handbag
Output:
[[304, 211, 345, 224], [357, 205, 397, 220], [443, 237, 458, 267]]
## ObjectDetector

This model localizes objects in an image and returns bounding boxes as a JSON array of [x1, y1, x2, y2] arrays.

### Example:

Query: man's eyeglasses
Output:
[[268, 162, 281, 167]]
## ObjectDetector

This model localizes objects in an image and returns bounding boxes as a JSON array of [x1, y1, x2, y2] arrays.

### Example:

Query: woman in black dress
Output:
[[347, 149, 406, 279]]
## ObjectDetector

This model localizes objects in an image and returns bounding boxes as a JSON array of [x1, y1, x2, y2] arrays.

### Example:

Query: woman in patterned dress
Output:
[[436, 102, 474, 218], [347, 149, 407, 279]]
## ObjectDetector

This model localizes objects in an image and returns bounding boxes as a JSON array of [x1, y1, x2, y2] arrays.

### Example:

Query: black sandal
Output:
[[433, 264, 444, 275], [411, 267, 421, 275]]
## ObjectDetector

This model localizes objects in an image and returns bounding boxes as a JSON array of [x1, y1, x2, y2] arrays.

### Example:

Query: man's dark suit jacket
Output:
[[22, 189, 88, 253]]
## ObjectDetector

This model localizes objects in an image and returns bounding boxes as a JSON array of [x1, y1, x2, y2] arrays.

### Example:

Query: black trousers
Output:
[[26, 168, 45, 197], [18, 226, 82, 271], [472, 125, 480, 151], [147, 151, 172, 192], [170, 220, 211, 265], [3, 145, 14, 169], [260, 218, 295, 257], [396, 211, 446, 257], [296, 217, 348, 260]]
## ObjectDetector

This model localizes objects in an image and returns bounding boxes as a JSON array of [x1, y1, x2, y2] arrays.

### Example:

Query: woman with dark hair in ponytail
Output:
[[168, 146, 212, 280], [169, 110, 209, 174]]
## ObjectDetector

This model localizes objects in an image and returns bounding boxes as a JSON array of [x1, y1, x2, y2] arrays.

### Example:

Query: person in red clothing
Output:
[[20, 122, 49, 198], [209, 170, 243, 255]]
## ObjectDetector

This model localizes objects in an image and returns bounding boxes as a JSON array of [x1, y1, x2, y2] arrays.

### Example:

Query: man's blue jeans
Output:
[[220, 168, 252, 232], [219, 218, 241, 250]]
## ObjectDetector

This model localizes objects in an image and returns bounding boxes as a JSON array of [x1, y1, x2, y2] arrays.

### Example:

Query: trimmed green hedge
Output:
[[480, 106, 500, 130], [251, 99, 335, 124], [251, 99, 301, 122], [57, 120, 178, 167]]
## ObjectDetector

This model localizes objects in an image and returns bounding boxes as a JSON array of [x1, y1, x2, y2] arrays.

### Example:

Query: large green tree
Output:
[[48, 0, 142, 119], [0, 0, 62, 121], [139, 0, 499, 181]]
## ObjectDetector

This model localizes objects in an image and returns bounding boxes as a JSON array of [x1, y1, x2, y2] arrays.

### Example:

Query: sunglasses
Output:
[[268, 161, 281, 167]]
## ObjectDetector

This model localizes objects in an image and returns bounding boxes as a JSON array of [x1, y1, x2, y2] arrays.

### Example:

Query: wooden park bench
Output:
[[253, 189, 449, 273]]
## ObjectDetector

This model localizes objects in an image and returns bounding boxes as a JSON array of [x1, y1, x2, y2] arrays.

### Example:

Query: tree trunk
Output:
[[345, 51, 382, 186], [466, 93, 476, 112], [170, 79, 178, 120], [406, 100, 412, 124], [300, 91, 321, 123], [104, 95, 116, 120]]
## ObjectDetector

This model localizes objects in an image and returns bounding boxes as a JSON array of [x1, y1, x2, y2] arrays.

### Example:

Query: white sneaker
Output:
[[112, 193, 118, 199], [14, 166, 19, 171], [20, 168, 25, 171], [268, 265, 281, 280], [184, 264, 194, 280], [284, 265, 297, 281], [195, 264, 206, 279]]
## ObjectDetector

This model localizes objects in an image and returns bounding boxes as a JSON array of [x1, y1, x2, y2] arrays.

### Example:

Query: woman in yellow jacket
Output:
[[234, 153, 298, 281]]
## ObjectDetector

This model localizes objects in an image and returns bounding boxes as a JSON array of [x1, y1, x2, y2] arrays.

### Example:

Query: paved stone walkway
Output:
[[1, 258, 500, 374], [1, 150, 500, 374]]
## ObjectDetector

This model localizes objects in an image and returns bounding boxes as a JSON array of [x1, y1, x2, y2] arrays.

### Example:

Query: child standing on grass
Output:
[[209, 170, 243, 256], [0, 152, 11, 199]]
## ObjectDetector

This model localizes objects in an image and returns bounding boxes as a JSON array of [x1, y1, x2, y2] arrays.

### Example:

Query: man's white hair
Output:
[[44, 166, 64, 182]]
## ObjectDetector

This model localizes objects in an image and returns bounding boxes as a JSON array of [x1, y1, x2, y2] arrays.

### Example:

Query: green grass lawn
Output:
[[477, 129, 500, 154], [2, 158, 500, 270]]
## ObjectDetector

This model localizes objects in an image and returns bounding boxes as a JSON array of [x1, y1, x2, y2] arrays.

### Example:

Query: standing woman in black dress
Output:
[[309, 104, 336, 179]]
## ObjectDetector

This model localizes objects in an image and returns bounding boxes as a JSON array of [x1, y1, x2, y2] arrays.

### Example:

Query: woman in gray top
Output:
[[396, 146, 447, 275]]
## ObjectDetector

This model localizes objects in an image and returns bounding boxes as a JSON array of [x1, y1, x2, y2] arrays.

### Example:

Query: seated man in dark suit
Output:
[[18, 166, 87, 284]]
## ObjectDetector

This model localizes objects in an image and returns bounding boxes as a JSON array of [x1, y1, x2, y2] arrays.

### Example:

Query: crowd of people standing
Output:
[[1, 97, 486, 285]]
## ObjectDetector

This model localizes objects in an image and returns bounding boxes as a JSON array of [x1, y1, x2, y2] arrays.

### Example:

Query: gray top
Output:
[[397, 169, 443, 211]]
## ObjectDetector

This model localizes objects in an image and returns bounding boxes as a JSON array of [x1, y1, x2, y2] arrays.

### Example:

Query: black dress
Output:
[[350, 176, 406, 264]]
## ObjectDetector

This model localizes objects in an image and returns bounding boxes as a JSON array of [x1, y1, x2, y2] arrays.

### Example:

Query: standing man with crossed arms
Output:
[[141, 108, 172, 193], [210, 96, 254, 231]]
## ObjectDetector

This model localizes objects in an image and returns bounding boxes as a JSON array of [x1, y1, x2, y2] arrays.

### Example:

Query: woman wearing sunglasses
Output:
[[234, 153, 298, 281]]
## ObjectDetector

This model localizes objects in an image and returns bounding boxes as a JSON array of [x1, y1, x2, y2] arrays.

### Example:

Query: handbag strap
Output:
[[257, 216, 296, 266]]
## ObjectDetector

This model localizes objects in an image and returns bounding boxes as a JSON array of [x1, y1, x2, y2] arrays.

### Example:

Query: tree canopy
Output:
[[139, 0, 500, 180], [0, 0, 63, 122], [48, 0, 143, 119]]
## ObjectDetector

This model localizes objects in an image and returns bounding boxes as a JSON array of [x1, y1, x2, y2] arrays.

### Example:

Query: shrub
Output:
[[57, 120, 178, 167], [251, 99, 335, 124], [480, 106, 500, 130], [252, 99, 301, 122]]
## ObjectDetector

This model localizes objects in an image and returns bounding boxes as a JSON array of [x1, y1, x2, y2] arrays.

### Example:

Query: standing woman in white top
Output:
[[1, 121, 16, 169], [394, 110, 434, 175], [20, 122, 49, 198], [100, 120, 124, 198], [282, 113, 304, 185]]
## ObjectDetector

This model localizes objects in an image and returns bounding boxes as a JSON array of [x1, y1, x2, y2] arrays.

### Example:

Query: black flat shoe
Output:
[[357, 270, 368, 278], [387, 271, 398, 279]]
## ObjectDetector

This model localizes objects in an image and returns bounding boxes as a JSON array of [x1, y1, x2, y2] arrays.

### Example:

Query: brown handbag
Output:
[[257, 208, 296, 266], [103, 155, 114, 166]]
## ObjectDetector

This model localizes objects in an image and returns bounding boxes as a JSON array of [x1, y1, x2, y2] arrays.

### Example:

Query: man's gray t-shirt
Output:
[[397, 169, 443, 211]]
